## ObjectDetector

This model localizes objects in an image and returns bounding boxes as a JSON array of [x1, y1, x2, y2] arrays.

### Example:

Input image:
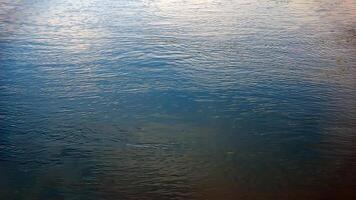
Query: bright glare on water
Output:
[[0, 0, 355, 199]]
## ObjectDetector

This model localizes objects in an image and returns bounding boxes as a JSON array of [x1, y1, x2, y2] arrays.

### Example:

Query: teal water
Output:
[[0, 0, 355, 199]]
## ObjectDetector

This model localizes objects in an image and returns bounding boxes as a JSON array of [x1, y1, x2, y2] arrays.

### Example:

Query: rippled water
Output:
[[1, 0, 355, 199]]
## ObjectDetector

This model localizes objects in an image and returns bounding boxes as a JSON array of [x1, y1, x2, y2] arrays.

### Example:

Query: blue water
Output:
[[0, 0, 355, 199]]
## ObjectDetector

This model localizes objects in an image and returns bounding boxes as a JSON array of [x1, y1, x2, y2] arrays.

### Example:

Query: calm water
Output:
[[0, 0, 355, 199]]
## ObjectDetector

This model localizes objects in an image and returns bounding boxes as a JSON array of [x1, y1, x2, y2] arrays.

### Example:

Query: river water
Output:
[[0, 0, 355, 199]]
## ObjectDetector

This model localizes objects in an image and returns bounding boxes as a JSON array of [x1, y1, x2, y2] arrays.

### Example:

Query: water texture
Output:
[[0, 0, 355, 199]]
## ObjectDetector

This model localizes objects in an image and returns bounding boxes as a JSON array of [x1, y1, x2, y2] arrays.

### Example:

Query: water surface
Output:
[[0, 0, 355, 199]]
